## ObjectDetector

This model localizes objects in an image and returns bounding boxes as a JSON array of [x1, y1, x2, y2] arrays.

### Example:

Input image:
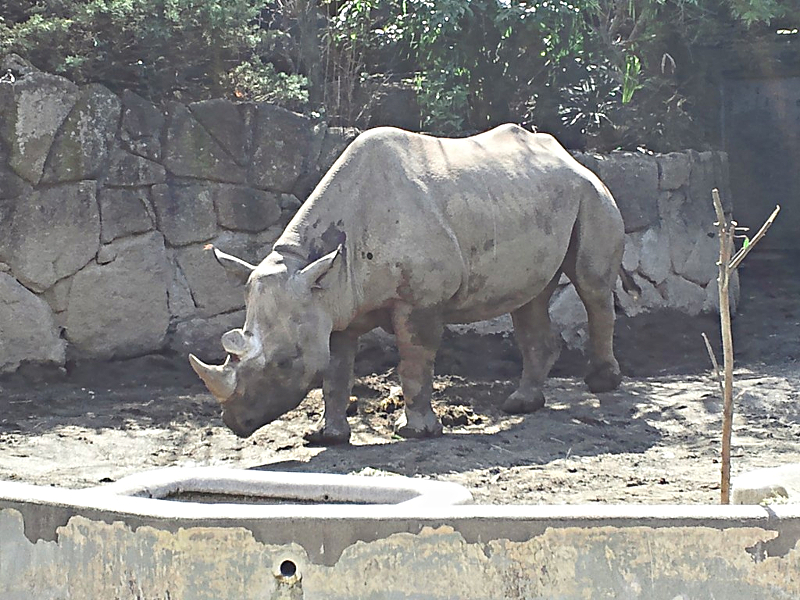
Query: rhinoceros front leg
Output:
[[503, 274, 561, 414], [304, 330, 357, 445], [392, 304, 444, 438]]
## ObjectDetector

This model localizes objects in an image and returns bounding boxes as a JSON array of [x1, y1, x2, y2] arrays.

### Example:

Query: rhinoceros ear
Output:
[[294, 245, 342, 291], [206, 245, 256, 285]]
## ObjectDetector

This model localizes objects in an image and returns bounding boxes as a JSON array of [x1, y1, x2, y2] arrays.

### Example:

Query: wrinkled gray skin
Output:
[[190, 124, 624, 443]]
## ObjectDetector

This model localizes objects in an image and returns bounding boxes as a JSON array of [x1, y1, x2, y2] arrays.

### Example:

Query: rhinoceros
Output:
[[189, 124, 624, 444]]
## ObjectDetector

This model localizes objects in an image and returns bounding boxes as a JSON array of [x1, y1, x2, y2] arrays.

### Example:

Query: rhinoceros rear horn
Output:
[[206, 245, 256, 285], [221, 328, 251, 356], [189, 354, 237, 401]]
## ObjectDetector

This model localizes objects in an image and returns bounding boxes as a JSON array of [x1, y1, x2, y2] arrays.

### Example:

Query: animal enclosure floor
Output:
[[1, 252, 799, 504]]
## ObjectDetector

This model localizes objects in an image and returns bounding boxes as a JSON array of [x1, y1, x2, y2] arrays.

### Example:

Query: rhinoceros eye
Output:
[[275, 357, 293, 370]]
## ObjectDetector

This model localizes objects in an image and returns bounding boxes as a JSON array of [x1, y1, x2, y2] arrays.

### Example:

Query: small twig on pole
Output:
[[729, 205, 781, 270], [710, 188, 779, 504], [701, 332, 723, 398]]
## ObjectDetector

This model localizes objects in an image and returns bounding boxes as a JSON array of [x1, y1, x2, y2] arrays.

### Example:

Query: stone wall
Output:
[[0, 57, 732, 374]]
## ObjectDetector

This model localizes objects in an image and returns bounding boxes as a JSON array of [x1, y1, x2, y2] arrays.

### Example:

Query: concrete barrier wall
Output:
[[0, 481, 798, 599], [0, 55, 733, 373]]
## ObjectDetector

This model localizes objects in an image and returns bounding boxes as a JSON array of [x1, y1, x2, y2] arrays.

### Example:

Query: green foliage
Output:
[[226, 58, 309, 109], [2, 0, 798, 148], [0, 0, 309, 106]]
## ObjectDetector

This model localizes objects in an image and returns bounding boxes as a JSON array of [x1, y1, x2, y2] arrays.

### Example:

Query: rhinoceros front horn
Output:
[[189, 354, 237, 401]]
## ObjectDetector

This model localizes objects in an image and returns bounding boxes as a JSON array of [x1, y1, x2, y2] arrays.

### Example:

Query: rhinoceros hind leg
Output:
[[505, 274, 562, 414], [563, 196, 624, 394], [392, 303, 445, 439]]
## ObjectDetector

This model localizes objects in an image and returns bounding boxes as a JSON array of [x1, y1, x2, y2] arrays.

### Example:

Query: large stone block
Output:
[[163, 103, 246, 183], [595, 152, 660, 233], [165, 252, 196, 319], [174, 230, 277, 318], [212, 184, 282, 232], [120, 90, 164, 161], [189, 99, 252, 166], [292, 125, 359, 200], [0, 273, 66, 372], [98, 188, 155, 243], [659, 189, 719, 287], [175, 244, 245, 317], [687, 150, 732, 213], [318, 127, 360, 175], [657, 152, 691, 190], [614, 272, 665, 317], [0, 181, 100, 292], [1, 71, 80, 184], [41, 84, 121, 183], [658, 274, 706, 316], [151, 183, 217, 247], [249, 104, 316, 193], [638, 226, 671, 286], [0, 138, 32, 200], [64, 232, 170, 358], [104, 148, 166, 187]]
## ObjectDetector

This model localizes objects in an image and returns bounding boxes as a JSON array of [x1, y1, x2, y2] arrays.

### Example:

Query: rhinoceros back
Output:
[[276, 125, 612, 323]]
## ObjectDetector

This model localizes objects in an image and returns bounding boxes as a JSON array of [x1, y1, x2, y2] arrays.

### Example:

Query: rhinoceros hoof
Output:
[[394, 413, 444, 439], [502, 389, 545, 414], [585, 363, 622, 393], [303, 425, 351, 446]]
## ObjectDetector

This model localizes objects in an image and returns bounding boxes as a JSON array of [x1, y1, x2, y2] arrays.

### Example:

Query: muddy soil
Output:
[[1, 252, 798, 504]]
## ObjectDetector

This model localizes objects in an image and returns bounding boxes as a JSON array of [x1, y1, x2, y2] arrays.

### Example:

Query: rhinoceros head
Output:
[[189, 246, 341, 437]]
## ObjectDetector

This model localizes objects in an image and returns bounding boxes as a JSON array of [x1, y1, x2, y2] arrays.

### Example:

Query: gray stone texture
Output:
[[658, 274, 707, 316], [99, 187, 155, 243], [212, 183, 282, 232], [64, 232, 170, 358], [104, 148, 166, 187], [638, 227, 671, 286], [0, 272, 66, 373], [0, 181, 100, 292], [120, 90, 164, 161], [0, 140, 32, 200], [659, 190, 719, 287], [0, 70, 80, 184], [658, 152, 692, 190], [595, 152, 660, 233], [318, 127, 360, 175], [151, 182, 217, 246], [175, 245, 246, 317], [163, 103, 246, 183], [41, 84, 121, 183], [249, 104, 316, 193], [189, 99, 253, 166]]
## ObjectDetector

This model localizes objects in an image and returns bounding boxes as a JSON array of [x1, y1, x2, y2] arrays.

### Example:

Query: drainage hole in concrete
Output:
[[280, 560, 297, 579]]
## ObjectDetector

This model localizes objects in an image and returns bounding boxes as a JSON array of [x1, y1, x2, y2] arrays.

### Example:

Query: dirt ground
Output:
[[1, 251, 798, 504]]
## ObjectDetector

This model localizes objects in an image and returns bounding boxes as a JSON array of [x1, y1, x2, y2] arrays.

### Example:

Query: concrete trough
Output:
[[1, 470, 800, 599], [86, 465, 475, 506]]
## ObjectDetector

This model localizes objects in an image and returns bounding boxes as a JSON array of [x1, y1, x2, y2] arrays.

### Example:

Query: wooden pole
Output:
[[711, 189, 734, 504], [710, 189, 779, 504]]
